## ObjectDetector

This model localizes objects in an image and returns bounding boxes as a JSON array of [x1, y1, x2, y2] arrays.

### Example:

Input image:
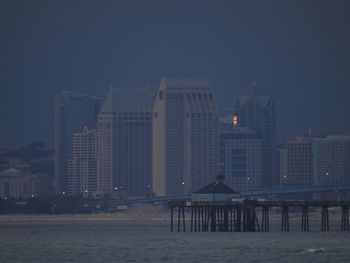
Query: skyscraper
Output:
[[68, 126, 97, 196], [234, 83, 277, 187], [54, 91, 100, 194], [153, 78, 219, 196], [97, 88, 154, 197]]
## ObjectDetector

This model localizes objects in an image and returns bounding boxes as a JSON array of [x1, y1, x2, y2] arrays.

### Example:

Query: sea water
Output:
[[0, 220, 349, 263]]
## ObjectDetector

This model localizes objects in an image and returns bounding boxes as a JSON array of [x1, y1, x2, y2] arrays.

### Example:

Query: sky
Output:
[[1, 0, 350, 148]]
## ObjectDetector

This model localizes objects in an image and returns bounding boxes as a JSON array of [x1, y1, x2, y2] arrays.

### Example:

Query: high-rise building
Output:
[[234, 83, 277, 187], [54, 91, 100, 194], [284, 137, 313, 187], [313, 135, 350, 186], [219, 127, 263, 191], [153, 78, 219, 196], [68, 127, 97, 196], [97, 88, 154, 197]]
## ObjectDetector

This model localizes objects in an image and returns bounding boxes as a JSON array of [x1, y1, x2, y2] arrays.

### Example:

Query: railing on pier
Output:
[[170, 200, 350, 232]]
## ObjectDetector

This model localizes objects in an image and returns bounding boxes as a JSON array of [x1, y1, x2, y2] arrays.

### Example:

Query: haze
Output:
[[1, 0, 350, 148]]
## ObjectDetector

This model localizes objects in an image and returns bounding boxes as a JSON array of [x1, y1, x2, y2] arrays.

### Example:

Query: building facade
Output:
[[153, 78, 219, 196], [313, 136, 350, 186], [0, 168, 46, 198], [277, 146, 288, 186], [234, 83, 277, 187], [54, 92, 100, 194], [285, 137, 313, 187], [219, 127, 263, 191], [97, 88, 153, 197], [68, 127, 97, 196]]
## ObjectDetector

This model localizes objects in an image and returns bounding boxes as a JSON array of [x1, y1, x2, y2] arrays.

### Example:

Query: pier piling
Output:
[[261, 206, 269, 232], [301, 206, 309, 232], [321, 206, 329, 232], [171, 200, 350, 233], [281, 206, 290, 232], [341, 205, 349, 231]]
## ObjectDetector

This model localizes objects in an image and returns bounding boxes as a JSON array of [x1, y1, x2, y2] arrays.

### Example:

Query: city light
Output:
[[232, 115, 238, 127]]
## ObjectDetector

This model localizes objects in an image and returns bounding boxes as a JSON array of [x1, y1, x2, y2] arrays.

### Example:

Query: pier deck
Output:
[[170, 200, 350, 232]]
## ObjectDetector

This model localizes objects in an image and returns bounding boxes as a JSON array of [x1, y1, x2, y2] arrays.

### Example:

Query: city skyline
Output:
[[1, 2, 350, 262], [50, 78, 349, 197], [1, 0, 350, 148], [1, 76, 350, 150], [1, 76, 350, 200]]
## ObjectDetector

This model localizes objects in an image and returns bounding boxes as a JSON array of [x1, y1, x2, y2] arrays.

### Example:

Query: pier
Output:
[[170, 200, 350, 232]]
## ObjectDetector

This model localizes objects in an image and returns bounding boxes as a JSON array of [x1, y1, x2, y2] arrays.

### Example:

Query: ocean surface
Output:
[[0, 219, 350, 263]]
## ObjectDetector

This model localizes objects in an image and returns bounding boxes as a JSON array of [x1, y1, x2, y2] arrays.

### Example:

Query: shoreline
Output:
[[0, 213, 171, 226]]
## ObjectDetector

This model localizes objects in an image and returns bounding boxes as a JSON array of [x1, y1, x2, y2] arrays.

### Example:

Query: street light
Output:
[[281, 175, 288, 187]]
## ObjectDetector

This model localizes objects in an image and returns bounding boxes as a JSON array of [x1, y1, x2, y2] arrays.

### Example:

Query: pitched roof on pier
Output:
[[193, 181, 239, 195]]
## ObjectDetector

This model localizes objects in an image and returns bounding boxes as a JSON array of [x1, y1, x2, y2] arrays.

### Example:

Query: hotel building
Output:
[[153, 78, 219, 196], [97, 88, 154, 197]]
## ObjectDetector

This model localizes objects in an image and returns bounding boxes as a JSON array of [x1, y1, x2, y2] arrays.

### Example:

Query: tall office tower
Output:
[[153, 78, 219, 196], [54, 92, 100, 194], [219, 127, 263, 191], [234, 83, 277, 187], [68, 127, 97, 196], [97, 88, 154, 197], [313, 135, 350, 186], [284, 137, 313, 187]]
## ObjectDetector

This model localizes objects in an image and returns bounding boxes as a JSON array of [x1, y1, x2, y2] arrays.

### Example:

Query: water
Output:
[[0, 220, 350, 263]]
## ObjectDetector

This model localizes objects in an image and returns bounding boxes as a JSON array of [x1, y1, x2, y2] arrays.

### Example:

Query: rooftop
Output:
[[100, 88, 155, 113], [194, 178, 239, 195], [237, 83, 273, 108], [0, 168, 24, 178], [160, 77, 211, 90]]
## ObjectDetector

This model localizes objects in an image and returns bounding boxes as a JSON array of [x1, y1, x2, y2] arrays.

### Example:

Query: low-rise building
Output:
[[0, 168, 47, 198], [313, 135, 350, 186]]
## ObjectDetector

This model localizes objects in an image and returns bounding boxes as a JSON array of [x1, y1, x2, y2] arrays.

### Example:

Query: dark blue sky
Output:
[[1, 0, 350, 148]]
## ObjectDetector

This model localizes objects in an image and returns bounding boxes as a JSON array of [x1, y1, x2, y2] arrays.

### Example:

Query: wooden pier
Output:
[[170, 200, 350, 232]]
